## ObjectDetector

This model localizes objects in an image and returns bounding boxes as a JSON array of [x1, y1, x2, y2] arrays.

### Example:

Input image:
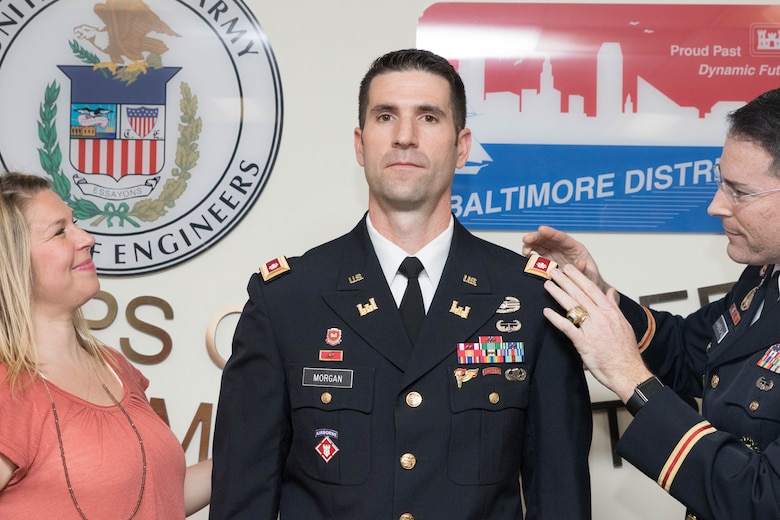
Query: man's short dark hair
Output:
[[358, 49, 467, 136], [728, 87, 780, 174]]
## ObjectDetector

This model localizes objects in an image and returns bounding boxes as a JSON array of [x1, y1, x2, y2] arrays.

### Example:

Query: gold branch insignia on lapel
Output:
[[357, 298, 378, 316], [450, 300, 471, 319]]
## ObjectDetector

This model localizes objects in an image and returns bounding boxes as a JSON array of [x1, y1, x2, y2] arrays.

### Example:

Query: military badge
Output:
[[462, 274, 477, 286], [505, 367, 527, 381], [496, 319, 521, 333], [357, 298, 379, 316], [524, 254, 557, 280], [325, 328, 342, 346], [450, 300, 471, 319], [314, 431, 340, 463], [454, 367, 479, 388], [742, 286, 759, 311], [496, 296, 521, 314], [260, 256, 290, 282]]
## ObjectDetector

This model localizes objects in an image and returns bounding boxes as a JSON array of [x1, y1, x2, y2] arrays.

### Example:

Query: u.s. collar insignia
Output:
[[260, 256, 290, 282], [524, 254, 557, 280]]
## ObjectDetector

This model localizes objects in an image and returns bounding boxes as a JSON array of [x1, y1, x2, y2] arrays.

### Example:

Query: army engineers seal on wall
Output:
[[0, 0, 282, 275]]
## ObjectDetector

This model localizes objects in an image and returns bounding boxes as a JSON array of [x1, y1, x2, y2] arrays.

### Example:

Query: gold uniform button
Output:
[[406, 391, 423, 408], [749, 400, 760, 412], [321, 392, 332, 404], [489, 392, 500, 404], [400, 453, 417, 470], [400, 514, 414, 520], [710, 374, 719, 389], [686, 514, 697, 520]]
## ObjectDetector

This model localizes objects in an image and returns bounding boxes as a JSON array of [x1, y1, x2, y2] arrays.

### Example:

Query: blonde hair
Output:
[[0, 172, 107, 392]]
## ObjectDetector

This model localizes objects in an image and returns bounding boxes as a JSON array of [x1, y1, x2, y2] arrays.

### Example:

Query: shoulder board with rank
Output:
[[259, 255, 290, 282], [523, 253, 557, 280]]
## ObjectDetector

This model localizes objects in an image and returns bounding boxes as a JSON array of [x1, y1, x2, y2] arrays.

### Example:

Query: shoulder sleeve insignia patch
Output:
[[523, 253, 557, 280], [259, 256, 290, 282]]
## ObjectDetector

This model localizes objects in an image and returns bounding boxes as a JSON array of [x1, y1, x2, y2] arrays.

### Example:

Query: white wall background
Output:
[[83, 1, 760, 518]]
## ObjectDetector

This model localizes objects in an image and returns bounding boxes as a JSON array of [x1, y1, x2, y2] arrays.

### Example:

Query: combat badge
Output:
[[524, 254, 557, 280], [260, 255, 290, 282], [496, 296, 521, 314]]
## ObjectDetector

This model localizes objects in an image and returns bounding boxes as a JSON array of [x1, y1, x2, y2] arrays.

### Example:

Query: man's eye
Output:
[[378, 114, 392, 122], [422, 115, 437, 123]]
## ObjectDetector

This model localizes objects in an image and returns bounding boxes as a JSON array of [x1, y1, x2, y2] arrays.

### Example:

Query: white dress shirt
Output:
[[366, 214, 453, 313]]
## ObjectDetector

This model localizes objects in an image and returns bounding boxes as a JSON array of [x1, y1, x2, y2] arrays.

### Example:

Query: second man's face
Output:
[[355, 70, 471, 215], [709, 136, 780, 266]]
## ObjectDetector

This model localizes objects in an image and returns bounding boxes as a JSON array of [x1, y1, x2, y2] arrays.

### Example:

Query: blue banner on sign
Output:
[[452, 144, 722, 232], [419, 3, 780, 233]]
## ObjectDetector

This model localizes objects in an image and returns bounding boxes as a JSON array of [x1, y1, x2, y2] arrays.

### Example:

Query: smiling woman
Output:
[[0, 171, 211, 520]]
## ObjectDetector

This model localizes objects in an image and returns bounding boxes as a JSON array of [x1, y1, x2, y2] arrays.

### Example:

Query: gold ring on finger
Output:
[[566, 305, 588, 327]]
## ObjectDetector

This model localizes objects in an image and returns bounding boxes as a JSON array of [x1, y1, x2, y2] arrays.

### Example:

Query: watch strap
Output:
[[625, 376, 664, 416]]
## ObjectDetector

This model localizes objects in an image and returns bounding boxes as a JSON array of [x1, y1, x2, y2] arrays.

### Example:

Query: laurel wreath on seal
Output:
[[37, 77, 201, 228]]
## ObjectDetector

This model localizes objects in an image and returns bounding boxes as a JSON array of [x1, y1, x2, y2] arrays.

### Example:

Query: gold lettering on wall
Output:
[[87, 290, 119, 330], [150, 398, 212, 462], [121, 296, 174, 364], [205, 304, 243, 370]]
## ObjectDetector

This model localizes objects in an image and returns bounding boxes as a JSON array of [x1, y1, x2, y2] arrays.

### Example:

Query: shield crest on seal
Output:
[[58, 65, 179, 199]]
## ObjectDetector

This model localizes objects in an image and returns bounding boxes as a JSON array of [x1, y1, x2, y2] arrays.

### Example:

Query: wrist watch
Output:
[[625, 376, 664, 416]]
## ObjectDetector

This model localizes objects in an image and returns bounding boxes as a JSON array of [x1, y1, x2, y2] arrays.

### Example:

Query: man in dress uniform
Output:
[[523, 87, 780, 520], [210, 49, 592, 519]]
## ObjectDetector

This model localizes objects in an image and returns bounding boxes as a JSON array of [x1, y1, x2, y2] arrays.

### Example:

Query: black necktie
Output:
[[399, 256, 425, 344], [765, 271, 780, 310]]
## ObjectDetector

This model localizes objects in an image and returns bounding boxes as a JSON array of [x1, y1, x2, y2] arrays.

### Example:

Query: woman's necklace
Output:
[[42, 364, 147, 520]]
